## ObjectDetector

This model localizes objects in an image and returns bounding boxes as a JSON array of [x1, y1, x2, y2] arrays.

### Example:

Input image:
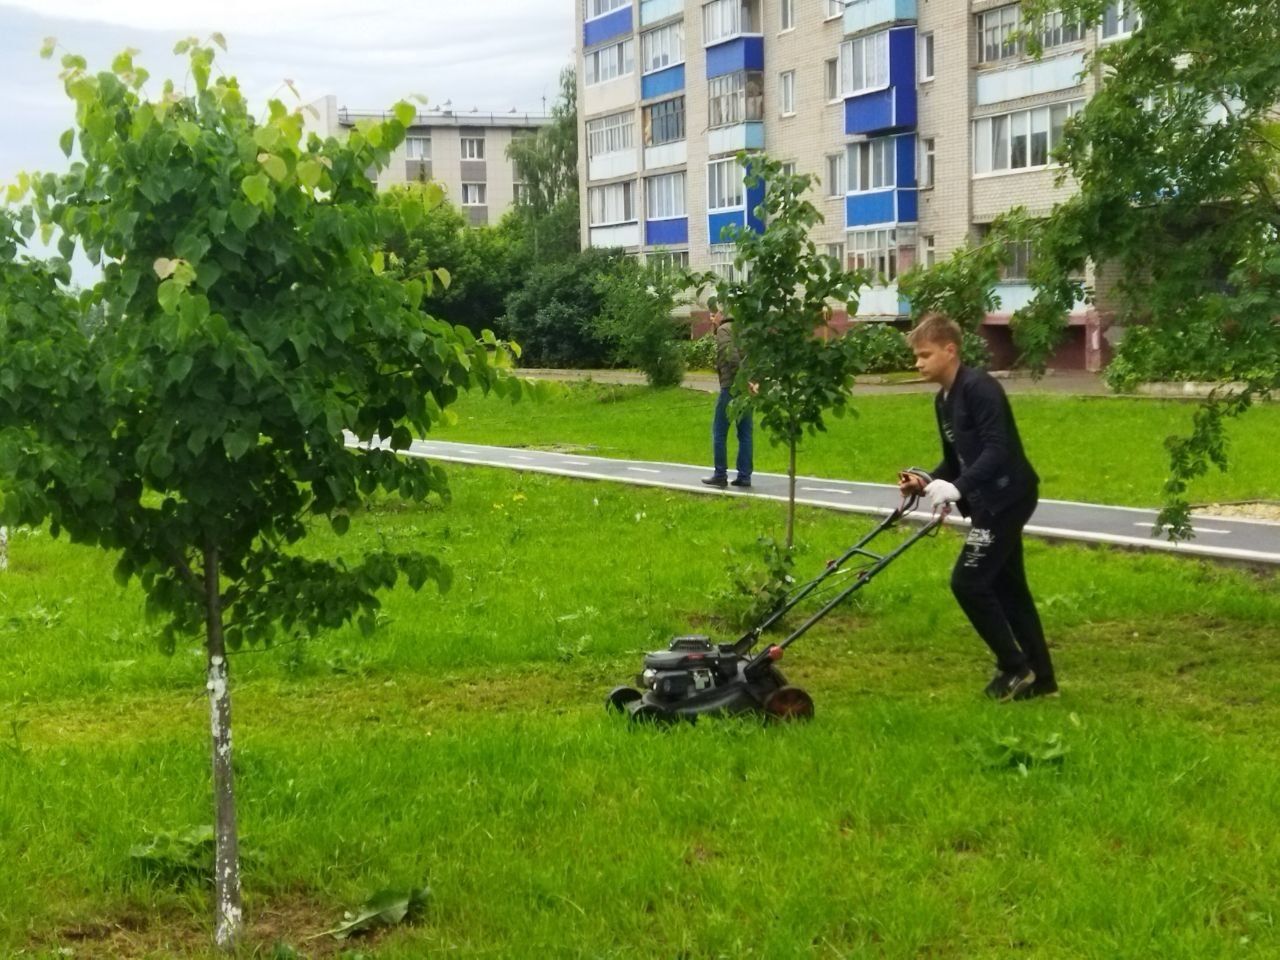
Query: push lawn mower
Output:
[[605, 470, 946, 724]]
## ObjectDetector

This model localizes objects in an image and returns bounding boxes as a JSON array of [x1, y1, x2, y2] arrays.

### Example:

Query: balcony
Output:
[[584, 6, 633, 48], [706, 36, 764, 79], [641, 63, 684, 100], [640, 0, 682, 25], [976, 51, 1085, 106], [855, 285, 910, 317], [646, 217, 688, 246], [843, 0, 917, 37], [846, 187, 917, 227], [589, 222, 642, 248], [588, 149, 640, 183], [844, 27, 916, 136], [708, 121, 764, 157], [707, 181, 765, 245]]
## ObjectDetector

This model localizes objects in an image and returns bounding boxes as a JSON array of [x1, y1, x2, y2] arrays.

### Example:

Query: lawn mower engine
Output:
[[606, 634, 814, 723]]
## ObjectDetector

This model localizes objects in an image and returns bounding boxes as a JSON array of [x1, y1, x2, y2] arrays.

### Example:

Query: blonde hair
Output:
[[906, 313, 963, 349]]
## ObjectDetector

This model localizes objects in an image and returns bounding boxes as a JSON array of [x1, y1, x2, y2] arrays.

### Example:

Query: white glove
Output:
[[924, 479, 961, 510]]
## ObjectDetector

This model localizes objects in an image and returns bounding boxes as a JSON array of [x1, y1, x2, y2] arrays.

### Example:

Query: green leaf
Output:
[[323, 885, 430, 940], [434, 267, 451, 290], [371, 251, 385, 276], [399, 196, 423, 231], [223, 429, 254, 460], [331, 513, 350, 536], [59, 129, 74, 157], [296, 159, 322, 190], [40, 36, 56, 60], [228, 200, 260, 232], [259, 153, 288, 182], [210, 32, 227, 51], [157, 279, 183, 315], [177, 121, 201, 147], [253, 125, 282, 151], [166, 354, 193, 384], [154, 257, 177, 280], [393, 101, 417, 128], [241, 173, 271, 207]]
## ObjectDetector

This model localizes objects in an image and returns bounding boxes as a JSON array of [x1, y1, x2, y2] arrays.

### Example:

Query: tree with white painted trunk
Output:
[[0, 39, 518, 951]]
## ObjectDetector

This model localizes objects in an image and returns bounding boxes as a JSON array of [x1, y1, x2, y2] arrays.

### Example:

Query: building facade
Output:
[[574, 0, 1131, 369], [308, 95, 551, 225]]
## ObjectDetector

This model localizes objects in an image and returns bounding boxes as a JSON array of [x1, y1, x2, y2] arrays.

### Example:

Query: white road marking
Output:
[[1133, 522, 1230, 536], [802, 487, 852, 495], [511, 455, 535, 462], [627, 467, 661, 474]]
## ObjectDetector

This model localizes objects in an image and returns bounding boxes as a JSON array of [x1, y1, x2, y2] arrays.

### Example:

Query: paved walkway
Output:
[[360, 437, 1280, 567]]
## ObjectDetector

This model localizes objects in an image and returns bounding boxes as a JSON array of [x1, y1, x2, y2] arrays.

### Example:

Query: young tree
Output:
[[593, 256, 696, 387], [506, 66, 580, 261], [712, 154, 870, 548], [1015, 0, 1280, 536], [0, 40, 517, 951]]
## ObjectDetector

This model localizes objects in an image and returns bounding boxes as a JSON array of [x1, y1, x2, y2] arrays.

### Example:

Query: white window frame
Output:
[[1037, 9, 1084, 49], [839, 31, 890, 98], [848, 227, 899, 284], [641, 22, 684, 74], [585, 38, 636, 86], [644, 96, 686, 146], [919, 136, 935, 188], [779, 70, 796, 116], [1100, 0, 1141, 40], [707, 157, 746, 212], [780, 160, 798, 177], [921, 234, 935, 268], [588, 181, 637, 226], [826, 242, 846, 267], [919, 32, 935, 82], [648, 250, 690, 271], [460, 136, 485, 160], [703, 0, 760, 45], [825, 152, 846, 197], [825, 0, 843, 20], [460, 183, 487, 206], [779, 0, 794, 31], [405, 136, 431, 160], [848, 138, 896, 193], [645, 171, 687, 219], [977, 4, 1022, 64], [708, 71, 764, 128], [710, 243, 749, 283], [586, 111, 636, 158], [972, 99, 1083, 176], [584, 0, 630, 21], [824, 58, 839, 102]]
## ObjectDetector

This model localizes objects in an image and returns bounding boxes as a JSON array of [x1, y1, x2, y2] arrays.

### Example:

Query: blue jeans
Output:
[[711, 387, 753, 480]]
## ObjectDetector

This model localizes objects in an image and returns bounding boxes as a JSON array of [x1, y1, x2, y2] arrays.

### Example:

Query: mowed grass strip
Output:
[[436, 382, 1280, 507], [1, 467, 1278, 957]]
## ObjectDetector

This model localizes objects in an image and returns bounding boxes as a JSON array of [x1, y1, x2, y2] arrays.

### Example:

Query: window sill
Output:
[[971, 163, 1062, 180], [702, 32, 765, 48], [641, 60, 687, 77], [779, 111, 796, 118]]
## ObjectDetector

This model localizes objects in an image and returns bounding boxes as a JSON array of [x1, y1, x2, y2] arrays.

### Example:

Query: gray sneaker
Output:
[[984, 667, 1036, 703]]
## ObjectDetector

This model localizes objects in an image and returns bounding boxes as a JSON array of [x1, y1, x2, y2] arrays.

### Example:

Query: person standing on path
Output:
[[702, 304, 753, 489], [897, 314, 1058, 702]]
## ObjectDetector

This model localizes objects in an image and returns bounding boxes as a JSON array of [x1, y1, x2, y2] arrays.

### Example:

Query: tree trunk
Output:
[[786, 438, 797, 550], [204, 544, 242, 952], [0, 527, 7, 572]]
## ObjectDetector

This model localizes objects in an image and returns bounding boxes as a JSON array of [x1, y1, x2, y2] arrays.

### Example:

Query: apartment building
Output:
[[308, 95, 551, 225], [575, 0, 1131, 369]]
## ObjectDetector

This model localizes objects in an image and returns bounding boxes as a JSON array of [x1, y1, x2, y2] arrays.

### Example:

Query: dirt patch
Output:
[[1194, 501, 1280, 522]]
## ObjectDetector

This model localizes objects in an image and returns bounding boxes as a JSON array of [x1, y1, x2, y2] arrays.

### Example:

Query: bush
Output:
[[683, 334, 718, 372], [845, 322, 913, 374], [502, 248, 622, 368], [593, 258, 695, 387]]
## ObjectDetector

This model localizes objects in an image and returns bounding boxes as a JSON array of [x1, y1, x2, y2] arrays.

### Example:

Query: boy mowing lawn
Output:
[[898, 314, 1058, 702]]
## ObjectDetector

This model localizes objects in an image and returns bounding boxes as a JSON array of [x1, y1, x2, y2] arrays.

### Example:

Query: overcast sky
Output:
[[0, 0, 575, 187]]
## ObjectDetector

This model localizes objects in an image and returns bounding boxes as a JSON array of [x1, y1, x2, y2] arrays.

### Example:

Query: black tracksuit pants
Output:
[[950, 490, 1055, 682]]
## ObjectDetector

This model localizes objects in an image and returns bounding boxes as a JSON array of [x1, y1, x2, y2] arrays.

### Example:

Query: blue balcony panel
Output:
[[844, 0, 917, 36], [706, 36, 765, 80], [898, 187, 917, 223], [845, 187, 917, 227], [646, 217, 689, 246], [584, 6, 633, 48], [745, 181, 765, 233], [642, 64, 685, 100], [896, 134, 916, 188], [708, 210, 745, 244], [843, 27, 916, 135]]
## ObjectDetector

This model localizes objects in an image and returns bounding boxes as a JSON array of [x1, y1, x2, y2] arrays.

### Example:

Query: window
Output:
[[840, 31, 890, 97], [824, 58, 839, 101], [703, 0, 760, 44], [708, 71, 764, 128], [1003, 239, 1034, 280], [825, 152, 846, 196], [646, 171, 687, 219], [588, 181, 637, 225], [644, 96, 685, 146], [780, 0, 794, 30], [460, 183, 486, 206], [641, 22, 684, 74], [973, 100, 1083, 174], [405, 136, 431, 160], [1038, 9, 1083, 48], [826, 242, 845, 267], [919, 32, 935, 81], [1101, 1, 1141, 39], [779, 71, 795, 115], [585, 0, 629, 18], [710, 244, 749, 282], [849, 228, 898, 283], [707, 157, 745, 211], [921, 235, 936, 268], [585, 38, 635, 85], [825, 0, 843, 18], [919, 137, 935, 188], [586, 111, 636, 157], [649, 250, 690, 271], [979, 5, 1082, 62], [780, 160, 797, 177], [513, 182, 529, 205], [460, 136, 485, 160], [848, 138, 896, 192]]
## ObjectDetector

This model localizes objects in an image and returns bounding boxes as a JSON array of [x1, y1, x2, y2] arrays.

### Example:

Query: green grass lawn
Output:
[[2, 463, 1279, 958], [435, 382, 1280, 507]]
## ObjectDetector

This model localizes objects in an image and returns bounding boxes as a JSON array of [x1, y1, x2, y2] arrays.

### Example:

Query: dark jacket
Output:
[[932, 364, 1038, 517], [714, 321, 741, 389]]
